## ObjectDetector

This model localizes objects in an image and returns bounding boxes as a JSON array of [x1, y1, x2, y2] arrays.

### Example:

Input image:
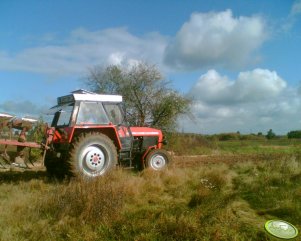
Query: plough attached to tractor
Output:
[[0, 113, 49, 170]]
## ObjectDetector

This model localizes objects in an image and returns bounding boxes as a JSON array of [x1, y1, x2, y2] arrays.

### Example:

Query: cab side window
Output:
[[76, 102, 109, 124]]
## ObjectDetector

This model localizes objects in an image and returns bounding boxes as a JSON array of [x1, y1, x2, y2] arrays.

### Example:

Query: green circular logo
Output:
[[265, 220, 298, 239]]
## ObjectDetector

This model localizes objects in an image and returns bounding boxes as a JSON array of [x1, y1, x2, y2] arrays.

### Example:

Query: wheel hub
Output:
[[84, 146, 105, 171], [150, 154, 166, 170]]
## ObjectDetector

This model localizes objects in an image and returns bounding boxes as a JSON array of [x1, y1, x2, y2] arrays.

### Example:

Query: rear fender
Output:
[[71, 126, 122, 150], [50, 125, 122, 150]]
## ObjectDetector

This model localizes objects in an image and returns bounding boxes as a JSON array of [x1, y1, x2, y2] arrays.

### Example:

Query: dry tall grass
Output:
[[0, 153, 300, 240]]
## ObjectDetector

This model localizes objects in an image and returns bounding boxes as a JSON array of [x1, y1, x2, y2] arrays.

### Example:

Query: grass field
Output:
[[0, 135, 301, 240]]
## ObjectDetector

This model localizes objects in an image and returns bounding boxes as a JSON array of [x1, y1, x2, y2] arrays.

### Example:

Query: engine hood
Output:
[[130, 127, 162, 137]]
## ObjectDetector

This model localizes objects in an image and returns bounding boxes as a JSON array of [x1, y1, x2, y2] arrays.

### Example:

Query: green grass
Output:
[[216, 139, 301, 154], [234, 155, 301, 224], [167, 133, 301, 155]]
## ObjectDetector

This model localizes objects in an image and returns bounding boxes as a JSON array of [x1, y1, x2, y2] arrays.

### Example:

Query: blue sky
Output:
[[0, 0, 301, 134]]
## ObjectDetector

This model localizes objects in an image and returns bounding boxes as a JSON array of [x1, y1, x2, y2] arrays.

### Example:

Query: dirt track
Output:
[[172, 153, 290, 168]]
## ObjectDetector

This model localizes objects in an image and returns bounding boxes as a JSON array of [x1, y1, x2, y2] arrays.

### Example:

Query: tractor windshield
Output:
[[51, 103, 74, 127]]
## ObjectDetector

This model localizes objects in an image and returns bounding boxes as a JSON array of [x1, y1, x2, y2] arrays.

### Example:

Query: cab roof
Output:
[[57, 89, 122, 105]]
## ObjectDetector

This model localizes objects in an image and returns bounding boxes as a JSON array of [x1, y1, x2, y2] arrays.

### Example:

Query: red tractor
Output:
[[45, 89, 170, 178]]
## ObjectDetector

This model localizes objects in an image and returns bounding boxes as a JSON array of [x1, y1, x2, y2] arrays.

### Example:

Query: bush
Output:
[[239, 134, 266, 141], [216, 133, 240, 141], [287, 130, 301, 139], [166, 132, 215, 155]]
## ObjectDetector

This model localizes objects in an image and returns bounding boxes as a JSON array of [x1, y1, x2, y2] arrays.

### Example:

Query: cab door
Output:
[[103, 103, 133, 150]]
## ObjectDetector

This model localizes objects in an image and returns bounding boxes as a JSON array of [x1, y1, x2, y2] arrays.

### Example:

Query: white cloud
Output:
[[281, 0, 301, 32], [291, 0, 301, 16], [189, 69, 286, 104], [0, 10, 269, 75], [234, 69, 287, 101], [0, 27, 168, 76], [183, 69, 300, 134], [164, 10, 267, 70], [0, 9, 272, 76]]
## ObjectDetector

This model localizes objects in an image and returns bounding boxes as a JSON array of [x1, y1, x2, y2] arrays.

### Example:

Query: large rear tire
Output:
[[69, 133, 117, 177], [145, 149, 170, 171]]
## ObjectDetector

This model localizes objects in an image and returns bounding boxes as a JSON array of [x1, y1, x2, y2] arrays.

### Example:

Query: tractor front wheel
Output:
[[70, 133, 117, 177], [145, 149, 170, 171]]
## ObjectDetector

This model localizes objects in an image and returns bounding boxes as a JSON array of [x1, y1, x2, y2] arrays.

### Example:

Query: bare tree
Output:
[[86, 62, 191, 131]]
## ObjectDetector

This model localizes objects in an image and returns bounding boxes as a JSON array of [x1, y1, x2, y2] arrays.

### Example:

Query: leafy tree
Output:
[[266, 129, 276, 139], [86, 62, 191, 131]]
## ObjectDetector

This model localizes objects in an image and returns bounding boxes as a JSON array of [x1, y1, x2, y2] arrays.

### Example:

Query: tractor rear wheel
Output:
[[145, 149, 170, 171], [69, 133, 117, 177]]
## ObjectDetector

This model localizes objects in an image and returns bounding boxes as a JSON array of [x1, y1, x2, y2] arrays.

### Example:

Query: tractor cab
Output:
[[51, 92, 124, 127], [49, 89, 132, 149]]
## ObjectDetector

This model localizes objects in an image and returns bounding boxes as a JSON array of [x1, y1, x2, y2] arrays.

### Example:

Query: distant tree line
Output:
[[287, 130, 301, 139], [210, 129, 301, 141], [263, 129, 301, 139]]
